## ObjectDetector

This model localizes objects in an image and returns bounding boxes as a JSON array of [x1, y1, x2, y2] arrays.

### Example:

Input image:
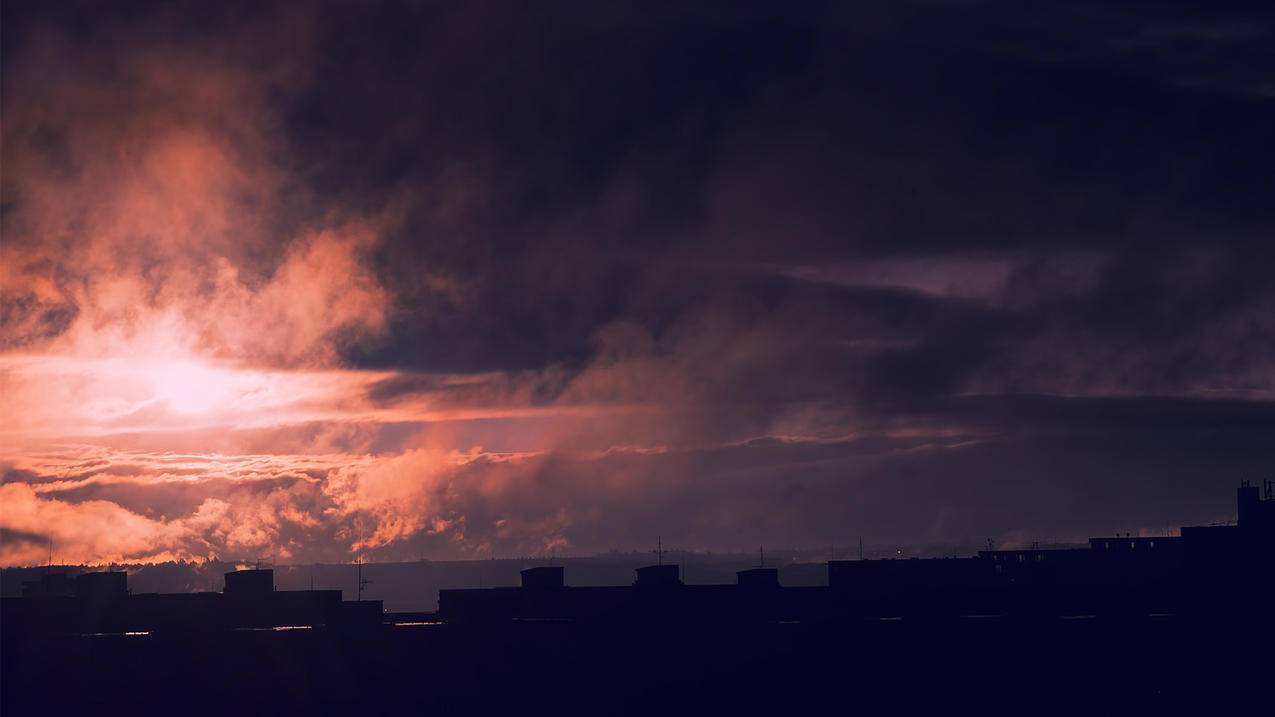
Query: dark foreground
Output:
[[5, 613, 1269, 715], [8, 483, 1271, 714]]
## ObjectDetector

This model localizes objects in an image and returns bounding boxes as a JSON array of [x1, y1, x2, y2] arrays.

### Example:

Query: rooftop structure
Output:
[[521, 566, 565, 589], [223, 569, 273, 599], [736, 567, 779, 588], [634, 564, 681, 587]]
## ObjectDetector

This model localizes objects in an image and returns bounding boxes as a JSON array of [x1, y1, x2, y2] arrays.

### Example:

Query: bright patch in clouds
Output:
[[0, 353, 401, 440], [148, 359, 246, 415]]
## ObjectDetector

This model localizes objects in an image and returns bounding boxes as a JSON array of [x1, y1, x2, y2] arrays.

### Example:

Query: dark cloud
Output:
[[3, 0, 1273, 565]]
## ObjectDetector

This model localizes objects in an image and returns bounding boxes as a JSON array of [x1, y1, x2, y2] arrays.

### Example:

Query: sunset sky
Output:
[[2, 1, 1273, 566]]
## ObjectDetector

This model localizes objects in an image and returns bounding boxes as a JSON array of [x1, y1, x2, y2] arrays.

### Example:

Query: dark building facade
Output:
[[1, 568, 378, 637], [435, 483, 1274, 624], [223, 568, 273, 598]]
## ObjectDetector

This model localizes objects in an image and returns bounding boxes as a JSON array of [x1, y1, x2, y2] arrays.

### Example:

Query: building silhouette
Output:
[[4, 483, 1272, 636], [434, 482, 1274, 624], [3, 482, 1272, 714], [3, 567, 379, 638]]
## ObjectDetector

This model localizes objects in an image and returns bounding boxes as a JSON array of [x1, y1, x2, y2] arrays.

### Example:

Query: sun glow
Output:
[[148, 358, 246, 415], [0, 350, 412, 441], [0, 352, 290, 435]]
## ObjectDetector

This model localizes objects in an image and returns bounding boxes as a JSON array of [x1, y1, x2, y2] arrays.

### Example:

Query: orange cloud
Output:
[[0, 4, 981, 568]]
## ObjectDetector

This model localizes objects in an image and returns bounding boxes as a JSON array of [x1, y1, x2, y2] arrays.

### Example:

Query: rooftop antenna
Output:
[[759, 545, 765, 568], [858, 536, 863, 561], [356, 557, 372, 601], [653, 536, 664, 566]]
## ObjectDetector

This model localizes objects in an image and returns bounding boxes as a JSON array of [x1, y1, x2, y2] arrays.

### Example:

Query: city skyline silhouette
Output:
[[4, 1, 1275, 713]]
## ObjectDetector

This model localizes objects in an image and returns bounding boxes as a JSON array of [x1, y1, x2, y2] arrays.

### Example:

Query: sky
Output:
[[2, 0, 1273, 567]]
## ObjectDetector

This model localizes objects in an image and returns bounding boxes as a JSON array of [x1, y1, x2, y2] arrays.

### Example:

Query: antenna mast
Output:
[[356, 557, 372, 601]]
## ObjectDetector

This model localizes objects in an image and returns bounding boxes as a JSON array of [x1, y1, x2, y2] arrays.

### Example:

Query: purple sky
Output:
[[2, 1, 1273, 565]]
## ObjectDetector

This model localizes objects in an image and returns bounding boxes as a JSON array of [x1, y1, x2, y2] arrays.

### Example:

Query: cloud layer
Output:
[[3, 1, 1274, 566]]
